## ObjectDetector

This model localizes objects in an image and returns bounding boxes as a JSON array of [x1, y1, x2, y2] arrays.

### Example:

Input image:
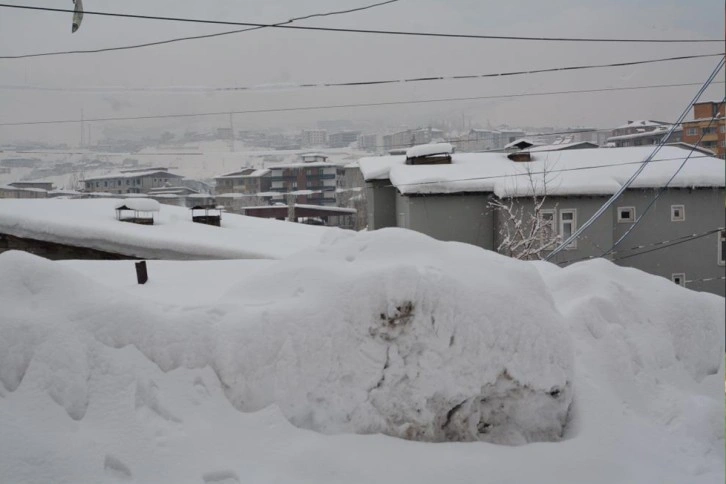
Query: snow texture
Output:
[[405, 143, 453, 158], [359, 145, 725, 197], [0, 228, 723, 484], [0, 198, 342, 260], [114, 198, 160, 212]]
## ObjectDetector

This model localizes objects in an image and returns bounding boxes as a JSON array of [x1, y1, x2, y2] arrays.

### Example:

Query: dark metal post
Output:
[[135, 261, 148, 285]]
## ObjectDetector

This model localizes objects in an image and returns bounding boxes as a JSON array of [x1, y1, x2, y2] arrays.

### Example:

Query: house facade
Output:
[[269, 161, 338, 206], [214, 168, 271, 195], [360, 145, 725, 296]]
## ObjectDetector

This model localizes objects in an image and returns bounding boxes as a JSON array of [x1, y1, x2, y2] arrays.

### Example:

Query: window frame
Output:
[[687, 127, 698, 136], [617, 206, 636, 223], [670, 204, 685, 222], [718, 230, 725, 266], [558, 209, 578, 250], [671, 273, 686, 287]]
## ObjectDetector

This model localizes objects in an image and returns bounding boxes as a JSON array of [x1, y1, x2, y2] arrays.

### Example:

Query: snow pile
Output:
[[0, 228, 723, 483]]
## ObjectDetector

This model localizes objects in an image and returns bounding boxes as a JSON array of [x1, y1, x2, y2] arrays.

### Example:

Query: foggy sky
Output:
[[0, 0, 723, 144]]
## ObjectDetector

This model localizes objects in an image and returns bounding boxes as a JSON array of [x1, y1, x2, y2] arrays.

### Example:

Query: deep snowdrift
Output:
[[0, 229, 723, 483]]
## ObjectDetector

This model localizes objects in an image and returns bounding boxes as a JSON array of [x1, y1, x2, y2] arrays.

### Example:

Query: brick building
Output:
[[681, 101, 725, 159]]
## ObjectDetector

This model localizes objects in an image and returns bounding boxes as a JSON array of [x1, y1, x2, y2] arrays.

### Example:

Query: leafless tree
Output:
[[489, 157, 560, 260]]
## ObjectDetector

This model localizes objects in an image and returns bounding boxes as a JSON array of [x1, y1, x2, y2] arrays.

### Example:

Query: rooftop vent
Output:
[[405, 143, 453, 166], [507, 152, 532, 162]]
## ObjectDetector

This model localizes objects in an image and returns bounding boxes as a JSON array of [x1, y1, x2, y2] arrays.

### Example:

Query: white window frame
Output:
[[718, 230, 725, 266], [671, 273, 686, 287], [538, 209, 556, 243], [670, 204, 685, 222], [559, 209, 578, 250], [617, 206, 636, 223], [687, 127, 697, 136]]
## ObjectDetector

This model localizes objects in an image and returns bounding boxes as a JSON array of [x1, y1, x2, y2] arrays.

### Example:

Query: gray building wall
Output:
[[396, 193, 496, 250], [614, 188, 725, 296], [366, 180, 397, 230]]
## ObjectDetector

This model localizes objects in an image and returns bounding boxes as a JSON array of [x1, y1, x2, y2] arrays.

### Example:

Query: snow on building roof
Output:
[[216, 168, 270, 179], [405, 143, 453, 158], [114, 198, 160, 212], [83, 169, 183, 182], [294, 203, 356, 214], [613, 120, 669, 130], [0, 199, 340, 260], [504, 138, 544, 150], [526, 142, 599, 152], [359, 146, 725, 197], [270, 162, 333, 169]]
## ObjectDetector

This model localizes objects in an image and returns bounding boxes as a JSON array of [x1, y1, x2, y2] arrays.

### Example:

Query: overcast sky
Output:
[[0, 0, 723, 144]]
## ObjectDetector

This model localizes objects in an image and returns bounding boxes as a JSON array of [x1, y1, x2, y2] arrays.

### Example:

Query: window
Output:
[[617, 206, 635, 223], [702, 127, 717, 135], [687, 127, 698, 136], [720, 125, 725, 133], [559, 209, 577, 249], [538, 209, 556, 242], [719, 230, 725, 266], [670, 205, 685, 222], [671, 273, 686, 287]]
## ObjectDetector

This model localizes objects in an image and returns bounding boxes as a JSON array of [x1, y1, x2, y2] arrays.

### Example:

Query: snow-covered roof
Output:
[[216, 168, 270, 179], [613, 120, 668, 130], [405, 143, 453, 158], [294, 203, 356, 213], [270, 162, 334, 169], [0, 199, 339, 260], [526, 142, 599, 152], [504, 138, 544, 150], [84, 169, 183, 182], [114, 198, 160, 212], [359, 146, 725, 197]]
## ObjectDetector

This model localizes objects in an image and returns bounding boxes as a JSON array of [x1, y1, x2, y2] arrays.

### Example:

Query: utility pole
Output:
[[229, 112, 235, 152], [80, 109, 85, 148]]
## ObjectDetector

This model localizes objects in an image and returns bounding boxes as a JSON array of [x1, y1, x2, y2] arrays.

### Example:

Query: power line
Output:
[[2, 80, 724, 127], [544, 56, 726, 261], [601, 98, 725, 257], [0, 0, 400, 59], [556, 228, 724, 265], [0, 3, 721, 44], [612, 228, 723, 262], [2, 53, 722, 91]]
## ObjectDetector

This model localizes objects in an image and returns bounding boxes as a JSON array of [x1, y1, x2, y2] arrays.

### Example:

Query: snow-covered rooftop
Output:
[[359, 146, 725, 197], [216, 168, 270, 179], [606, 126, 681, 142], [0, 198, 341, 259], [405, 143, 453, 158], [83, 169, 183, 182], [114, 198, 160, 212], [613, 120, 669, 130]]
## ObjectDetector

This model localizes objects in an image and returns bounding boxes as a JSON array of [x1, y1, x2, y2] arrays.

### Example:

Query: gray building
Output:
[[360, 145, 725, 296], [83, 167, 183, 195], [329, 131, 361, 148]]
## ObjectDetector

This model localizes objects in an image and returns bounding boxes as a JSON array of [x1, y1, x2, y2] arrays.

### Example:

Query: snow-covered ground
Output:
[[0, 228, 723, 483], [0, 198, 342, 260]]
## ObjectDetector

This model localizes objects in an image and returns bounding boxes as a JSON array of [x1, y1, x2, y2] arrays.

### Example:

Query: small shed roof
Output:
[[114, 198, 161, 212]]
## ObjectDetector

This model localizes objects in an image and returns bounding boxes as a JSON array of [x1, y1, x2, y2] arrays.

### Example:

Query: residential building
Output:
[[82, 167, 184, 195], [328, 131, 361, 148], [301, 129, 328, 148], [358, 133, 379, 152], [214, 168, 272, 195], [0, 185, 48, 199], [382, 128, 445, 153], [269, 156, 338, 206], [607, 121, 682, 147], [359, 145, 725, 296], [681, 101, 725, 159]]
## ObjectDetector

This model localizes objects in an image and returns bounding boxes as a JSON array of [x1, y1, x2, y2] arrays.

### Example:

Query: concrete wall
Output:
[[366, 180, 397, 230], [396, 193, 496, 250], [614, 188, 725, 296]]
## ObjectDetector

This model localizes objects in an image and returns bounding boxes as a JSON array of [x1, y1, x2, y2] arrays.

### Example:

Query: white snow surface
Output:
[[405, 143, 453, 158], [114, 198, 161, 212], [359, 146, 726, 197], [0, 228, 723, 484], [0, 198, 340, 259]]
